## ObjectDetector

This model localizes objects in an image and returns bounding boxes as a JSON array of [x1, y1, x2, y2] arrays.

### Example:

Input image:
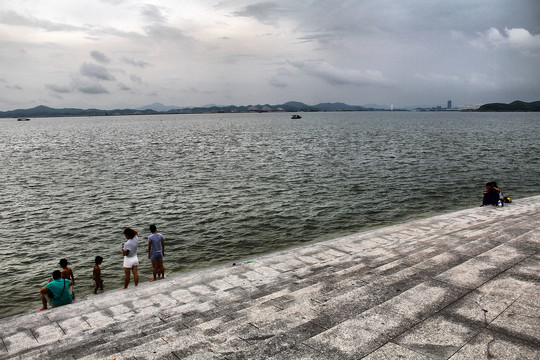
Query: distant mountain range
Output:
[[0, 105, 157, 118], [0, 101, 381, 118], [136, 102, 185, 112], [2, 100, 538, 118]]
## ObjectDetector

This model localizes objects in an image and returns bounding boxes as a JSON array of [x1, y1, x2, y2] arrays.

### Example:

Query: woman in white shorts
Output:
[[122, 227, 139, 288]]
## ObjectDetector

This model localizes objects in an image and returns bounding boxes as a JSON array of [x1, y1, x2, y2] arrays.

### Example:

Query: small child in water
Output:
[[59, 258, 75, 284], [59, 258, 75, 299], [93, 256, 104, 294]]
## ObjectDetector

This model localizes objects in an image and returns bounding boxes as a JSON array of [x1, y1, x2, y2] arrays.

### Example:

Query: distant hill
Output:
[[477, 100, 540, 112], [137, 102, 184, 112], [0, 105, 157, 118], [0, 101, 382, 118], [314, 102, 369, 111], [281, 101, 368, 111]]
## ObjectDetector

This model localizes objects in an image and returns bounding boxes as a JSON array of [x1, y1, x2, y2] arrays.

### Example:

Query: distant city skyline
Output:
[[4, 98, 525, 118], [1, 0, 539, 111]]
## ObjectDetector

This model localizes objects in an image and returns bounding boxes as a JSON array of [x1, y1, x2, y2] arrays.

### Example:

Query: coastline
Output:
[[1, 195, 538, 359]]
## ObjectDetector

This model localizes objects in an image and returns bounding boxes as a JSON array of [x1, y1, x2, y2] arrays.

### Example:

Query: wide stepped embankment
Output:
[[1, 196, 539, 359]]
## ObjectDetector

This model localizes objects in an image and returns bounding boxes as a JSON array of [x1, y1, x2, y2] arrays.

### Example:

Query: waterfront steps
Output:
[[0, 196, 539, 359]]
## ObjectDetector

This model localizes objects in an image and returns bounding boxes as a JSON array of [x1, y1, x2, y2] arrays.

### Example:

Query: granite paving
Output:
[[1, 196, 539, 359]]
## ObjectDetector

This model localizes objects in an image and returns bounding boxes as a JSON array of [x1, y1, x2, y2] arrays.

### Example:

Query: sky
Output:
[[0, 0, 539, 110]]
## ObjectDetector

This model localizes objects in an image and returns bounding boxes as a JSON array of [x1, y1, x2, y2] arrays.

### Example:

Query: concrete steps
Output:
[[0, 196, 539, 359]]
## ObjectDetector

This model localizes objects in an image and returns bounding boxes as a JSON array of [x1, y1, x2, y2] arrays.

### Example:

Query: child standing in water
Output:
[[93, 256, 104, 294], [59, 258, 75, 299], [148, 224, 165, 281], [59, 258, 75, 283]]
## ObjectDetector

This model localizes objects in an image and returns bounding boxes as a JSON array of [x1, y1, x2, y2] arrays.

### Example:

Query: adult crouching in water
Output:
[[122, 227, 139, 288]]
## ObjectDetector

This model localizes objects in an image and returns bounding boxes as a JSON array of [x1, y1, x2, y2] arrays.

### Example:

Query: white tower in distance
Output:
[[390, 104, 394, 111]]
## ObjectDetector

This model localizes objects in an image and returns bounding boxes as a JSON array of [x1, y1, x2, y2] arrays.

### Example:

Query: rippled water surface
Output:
[[0, 111, 539, 318]]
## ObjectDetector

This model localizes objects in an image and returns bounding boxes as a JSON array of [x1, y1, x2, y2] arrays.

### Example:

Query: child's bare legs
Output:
[[94, 280, 100, 294], [158, 260, 165, 279], [94, 279, 104, 294], [151, 260, 158, 281], [132, 265, 139, 286]]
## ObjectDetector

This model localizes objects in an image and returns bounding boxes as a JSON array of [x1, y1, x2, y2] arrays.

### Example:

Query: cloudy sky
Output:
[[0, 0, 539, 110]]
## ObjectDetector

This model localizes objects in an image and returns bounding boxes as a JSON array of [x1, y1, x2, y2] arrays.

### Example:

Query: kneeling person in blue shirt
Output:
[[40, 270, 73, 310]]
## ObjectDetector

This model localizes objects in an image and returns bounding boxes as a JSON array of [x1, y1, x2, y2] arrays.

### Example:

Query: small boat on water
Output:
[[17, 117, 31, 121], [291, 114, 302, 119]]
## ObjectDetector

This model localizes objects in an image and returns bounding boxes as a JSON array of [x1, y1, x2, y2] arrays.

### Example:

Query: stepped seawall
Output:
[[1, 196, 539, 359]]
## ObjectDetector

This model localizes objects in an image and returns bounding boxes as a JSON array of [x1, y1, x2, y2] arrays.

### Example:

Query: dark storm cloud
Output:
[[130, 74, 143, 83], [123, 57, 151, 68], [292, 0, 540, 49], [289, 60, 395, 87], [90, 51, 111, 64], [70, 73, 109, 94], [0, 9, 144, 41], [80, 63, 115, 80], [233, 2, 287, 23], [219, 53, 256, 65], [268, 77, 288, 88], [45, 84, 71, 93], [297, 32, 338, 45], [141, 4, 167, 23], [268, 67, 292, 87], [77, 84, 109, 94], [144, 25, 191, 42], [137, 3, 191, 43], [3, 84, 23, 90], [98, 0, 127, 4], [289, 2, 384, 41], [1, 0, 539, 110], [87, 26, 145, 41], [0, 10, 85, 32]]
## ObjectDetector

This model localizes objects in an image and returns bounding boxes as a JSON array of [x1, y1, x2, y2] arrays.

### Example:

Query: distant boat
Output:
[[291, 114, 302, 119], [17, 117, 31, 121]]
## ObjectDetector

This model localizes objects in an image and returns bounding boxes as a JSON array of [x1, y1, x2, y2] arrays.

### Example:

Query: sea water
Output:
[[0, 111, 538, 318]]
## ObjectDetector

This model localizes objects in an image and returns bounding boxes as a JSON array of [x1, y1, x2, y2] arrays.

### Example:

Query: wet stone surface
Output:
[[0, 195, 539, 359]]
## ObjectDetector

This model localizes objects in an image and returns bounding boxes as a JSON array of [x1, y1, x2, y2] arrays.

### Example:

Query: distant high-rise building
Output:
[[447, 100, 452, 109]]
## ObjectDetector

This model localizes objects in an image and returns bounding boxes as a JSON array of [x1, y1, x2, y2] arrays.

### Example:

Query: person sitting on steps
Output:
[[40, 270, 73, 311], [482, 181, 503, 207]]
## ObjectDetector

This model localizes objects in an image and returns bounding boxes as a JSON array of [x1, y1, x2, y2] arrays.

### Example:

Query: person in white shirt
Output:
[[122, 227, 139, 288]]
